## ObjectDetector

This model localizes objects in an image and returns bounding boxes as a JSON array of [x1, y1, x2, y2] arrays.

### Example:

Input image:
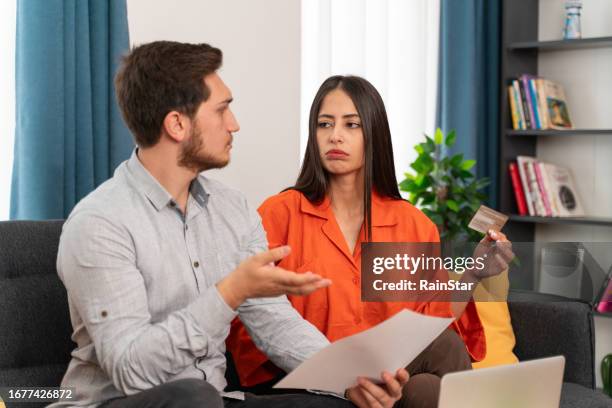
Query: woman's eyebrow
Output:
[[317, 113, 360, 119]]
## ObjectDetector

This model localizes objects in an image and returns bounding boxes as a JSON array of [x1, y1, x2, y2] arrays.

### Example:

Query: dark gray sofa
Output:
[[1, 220, 610, 407]]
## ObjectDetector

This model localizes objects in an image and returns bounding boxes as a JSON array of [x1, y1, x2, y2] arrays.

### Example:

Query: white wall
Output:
[[300, 0, 439, 185], [127, 0, 302, 208], [537, 0, 612, 388], [0, 0, 16, 220]]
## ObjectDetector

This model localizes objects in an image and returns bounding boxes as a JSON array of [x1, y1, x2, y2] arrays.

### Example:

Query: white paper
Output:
[[274, 309, 454, 394]]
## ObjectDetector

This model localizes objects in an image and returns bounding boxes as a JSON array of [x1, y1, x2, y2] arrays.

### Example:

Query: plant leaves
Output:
[[475, 178, 490, 190], [445, 130, 457, 147], [450, 153, 464, 167], [459, 169, 474, 180], [446, 199, 459, 212], [398, 179, 416, 192], [398, 130, 490, 243], [425, 135, 435, 151], [429, 214, 444, 226], [434, 128, 444, 145], [461, 159, 476, 170]]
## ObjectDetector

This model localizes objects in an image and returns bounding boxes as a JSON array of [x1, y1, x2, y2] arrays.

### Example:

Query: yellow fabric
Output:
[[472, 270, 519, 368]]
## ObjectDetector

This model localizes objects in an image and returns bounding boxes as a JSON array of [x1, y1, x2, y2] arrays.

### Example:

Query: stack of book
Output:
[[508, 156, 584, 217], [507, 75, 573, 130]]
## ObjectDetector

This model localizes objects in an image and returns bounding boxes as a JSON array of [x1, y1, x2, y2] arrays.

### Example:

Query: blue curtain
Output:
[[10, 0, 133, 220], [437, 0, 501, 207]]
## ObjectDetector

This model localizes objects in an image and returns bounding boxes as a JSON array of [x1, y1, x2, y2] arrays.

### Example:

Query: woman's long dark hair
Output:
[[291, 75, 402, 241]]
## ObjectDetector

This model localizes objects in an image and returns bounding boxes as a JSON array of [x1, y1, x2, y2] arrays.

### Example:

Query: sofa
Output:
[[1, 220, 610, 407]]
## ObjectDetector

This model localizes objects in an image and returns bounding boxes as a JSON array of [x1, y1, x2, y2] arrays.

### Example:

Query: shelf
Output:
[[507, 36, 612, 51], [509, 215, 612, 227], [506, 129, 612, 136]]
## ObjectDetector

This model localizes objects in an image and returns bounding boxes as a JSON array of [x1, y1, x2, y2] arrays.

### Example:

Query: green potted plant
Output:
[[399, 128, 489, 242]]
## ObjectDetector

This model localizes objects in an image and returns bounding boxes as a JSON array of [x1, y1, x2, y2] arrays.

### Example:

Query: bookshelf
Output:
[[593, 311, 612, 320], [506, 129, 612, 136], [499, 1, 612, 389], [498, 0, 612, 242], [509, 214, 612, 227], [507, 35, 612, 51]]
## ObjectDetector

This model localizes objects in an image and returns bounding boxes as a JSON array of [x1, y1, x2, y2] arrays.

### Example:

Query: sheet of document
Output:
[[274, 309, 454, 394]]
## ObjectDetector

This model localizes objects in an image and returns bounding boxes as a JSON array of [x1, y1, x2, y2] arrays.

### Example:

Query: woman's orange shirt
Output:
[[226, 189, 485, 387]]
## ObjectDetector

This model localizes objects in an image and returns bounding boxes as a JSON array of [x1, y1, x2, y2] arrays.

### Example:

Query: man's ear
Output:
[[162, 111, 188, 143]]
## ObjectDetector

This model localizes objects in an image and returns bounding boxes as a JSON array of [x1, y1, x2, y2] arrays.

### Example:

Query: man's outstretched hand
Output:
[[217, 245, 332, 309]]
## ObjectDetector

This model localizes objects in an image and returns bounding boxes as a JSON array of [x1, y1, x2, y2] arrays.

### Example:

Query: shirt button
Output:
[[352, 277, 359, 285], [185, 225, 189, 230], [193, 261, 200, 268]]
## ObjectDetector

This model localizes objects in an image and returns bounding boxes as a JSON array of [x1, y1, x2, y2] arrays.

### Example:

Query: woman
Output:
[[227, 75, 512, 408]]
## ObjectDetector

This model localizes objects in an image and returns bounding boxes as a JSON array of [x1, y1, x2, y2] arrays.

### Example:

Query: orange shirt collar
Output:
[[299, 190, 399, 227]]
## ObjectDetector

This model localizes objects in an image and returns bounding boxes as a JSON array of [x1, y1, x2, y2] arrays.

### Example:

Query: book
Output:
[[520, 75, 538, 129], [508, 76, 574, 131], [528, 78, 542, 129], [516, 156, 536, 216], [535, 78, 550, 129], [517, 79, 532, 129], [541, 79, 573, 129], [513, 158, 584, 218], [509, 163, 528, 216], [516, 156, 547, 216], [542, 164, 584, 216], [534, 162, 553, 216], [526, 161, 546, 216], [508, 85, 520, 130], [512, 80, 526, 130], [539, 162, 561, 216]]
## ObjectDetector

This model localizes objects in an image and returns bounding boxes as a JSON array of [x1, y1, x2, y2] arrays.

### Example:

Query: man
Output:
[[50, 41, 408, 408]]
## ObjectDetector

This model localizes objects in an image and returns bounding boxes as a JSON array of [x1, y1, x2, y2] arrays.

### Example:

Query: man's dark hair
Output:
[[115, 41, 222, 147]]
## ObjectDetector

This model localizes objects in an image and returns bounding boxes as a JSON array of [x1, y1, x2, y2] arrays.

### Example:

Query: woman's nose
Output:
[[329, 127, 344, 143]]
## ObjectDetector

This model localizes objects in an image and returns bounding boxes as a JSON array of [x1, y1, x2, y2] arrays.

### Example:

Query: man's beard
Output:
[[178, 126, 230, 173]]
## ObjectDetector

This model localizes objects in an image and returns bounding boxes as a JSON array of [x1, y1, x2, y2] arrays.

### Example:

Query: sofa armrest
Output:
[[507, 290, 595, 389]]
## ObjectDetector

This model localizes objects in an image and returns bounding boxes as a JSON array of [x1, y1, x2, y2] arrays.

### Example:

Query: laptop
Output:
[[438, 356, 565, 408]]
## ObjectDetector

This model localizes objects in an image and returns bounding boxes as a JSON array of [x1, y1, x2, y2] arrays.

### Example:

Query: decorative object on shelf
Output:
[[563, 0, 583, 40], [603, 353, 612, 397], [399, 128, 489, 242]]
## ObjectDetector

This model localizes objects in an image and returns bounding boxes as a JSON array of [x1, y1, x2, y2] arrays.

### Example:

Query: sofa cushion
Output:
[[0, 220, 64, 279], [0, 220, 73, 392], [508, 290, 595, 388], [0, 274, 73, 368], [560, 382, 612, 408], [0, 362, 66, 408], [0, 363, 68, 388]]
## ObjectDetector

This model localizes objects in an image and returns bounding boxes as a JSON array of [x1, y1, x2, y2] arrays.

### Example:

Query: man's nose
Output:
[[228, 110, 240, 133]]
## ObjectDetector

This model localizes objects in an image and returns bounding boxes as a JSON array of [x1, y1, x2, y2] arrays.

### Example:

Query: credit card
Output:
[[468, 205, 509, 234]]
